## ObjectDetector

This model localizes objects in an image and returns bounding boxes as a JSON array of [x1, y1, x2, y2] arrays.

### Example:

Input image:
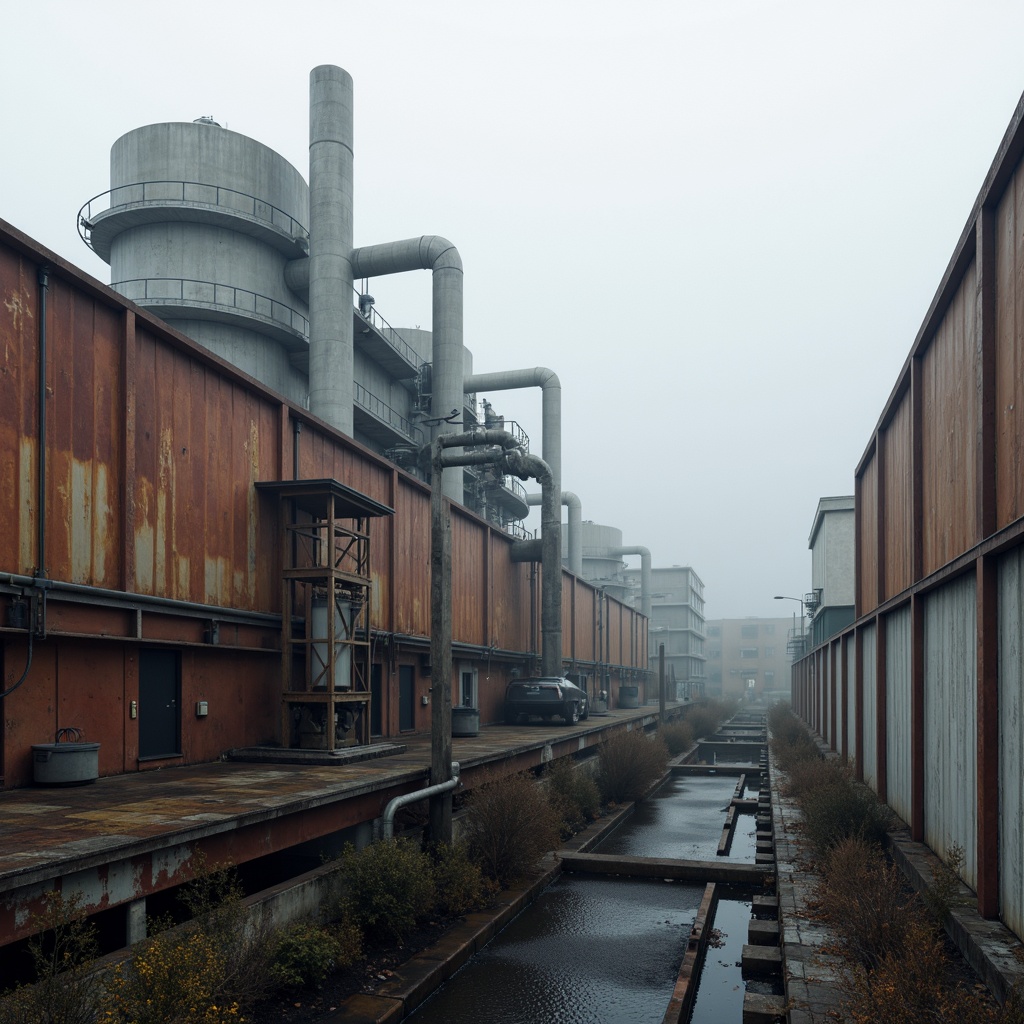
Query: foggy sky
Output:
[[4, 1, 1024, 618]]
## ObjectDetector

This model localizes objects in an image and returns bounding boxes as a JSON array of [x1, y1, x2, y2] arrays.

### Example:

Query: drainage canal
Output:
[[409, 714, 782, 1023]]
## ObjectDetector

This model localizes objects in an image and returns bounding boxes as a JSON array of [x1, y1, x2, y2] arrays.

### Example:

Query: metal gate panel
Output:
[[861, 623, 877, 788], [885, 605, 913, 824], [924, 573, 978, 889]]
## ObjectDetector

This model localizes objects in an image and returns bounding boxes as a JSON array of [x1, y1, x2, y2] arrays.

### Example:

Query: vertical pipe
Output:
[[307, 65, 354, 433], [431, 247, 464, 501]]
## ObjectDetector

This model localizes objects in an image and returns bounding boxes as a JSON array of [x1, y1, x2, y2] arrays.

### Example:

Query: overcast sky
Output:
[[4, 1, 1024, 619]]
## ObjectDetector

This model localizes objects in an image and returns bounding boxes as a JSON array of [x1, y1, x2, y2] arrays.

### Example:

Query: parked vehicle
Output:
[[504, 677, 590, 726]]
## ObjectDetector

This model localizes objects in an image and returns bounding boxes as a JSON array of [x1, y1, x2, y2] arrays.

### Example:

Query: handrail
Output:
[[353, 382, 422, 442], [111, 277, 309, 338], [352, 287, 421, 367], [78, 180, 309, 249]]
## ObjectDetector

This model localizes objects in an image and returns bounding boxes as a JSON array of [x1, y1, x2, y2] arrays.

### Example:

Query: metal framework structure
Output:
[[257, 479, 393, 751]]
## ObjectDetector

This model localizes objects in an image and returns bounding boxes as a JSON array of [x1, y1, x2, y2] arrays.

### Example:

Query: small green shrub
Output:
[[340, 838, 435, 944], [596, 729, 668, 804], [428, 841, 496, 917], [271, 922, 353, 990], [659, 720, 694, 756], [546, 759, 601, 838], [462, 771, 561, 887]]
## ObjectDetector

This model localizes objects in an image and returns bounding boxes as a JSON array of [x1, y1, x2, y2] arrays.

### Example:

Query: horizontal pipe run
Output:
[[381, 761, 460, 839]]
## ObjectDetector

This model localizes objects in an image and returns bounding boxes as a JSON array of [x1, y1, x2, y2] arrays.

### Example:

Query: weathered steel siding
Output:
[[998, 545, 1024, 936], [995, 164, 1024, 529], [885, 604, 913, 824], [1, 247, 44, 576], [392, 477, 430, 637], [882, 396, 914, 601], [857, 455, 878, 615], [924, 573, 978, 888], [861, 623, 877, 788], [921, 265, 978, 576]]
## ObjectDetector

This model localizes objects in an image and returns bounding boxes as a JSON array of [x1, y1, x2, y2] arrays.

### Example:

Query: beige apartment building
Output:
[[704, 617, 794, 701]]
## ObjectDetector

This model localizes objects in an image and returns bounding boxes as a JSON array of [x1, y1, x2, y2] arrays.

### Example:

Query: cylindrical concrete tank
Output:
[[83, 121, 311, 404], [579, 522, 631, 603]]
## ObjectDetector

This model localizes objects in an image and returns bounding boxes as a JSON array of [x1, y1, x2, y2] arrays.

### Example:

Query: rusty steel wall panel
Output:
[[391, 478, 430, 637], [882, 396, 913, 601], [885, 604, 913, 824], [131, 327, 281, 609], [857, 456, 878, 614], [607, 600, 624, 666], [998, 544, 1024, 937], [451, 513, 487, 646], [921, 264, 978, 576], [995, 165, 1024, 529], [0, 247, 42, 577], [576, 586, 598, 663], [489, 541, 532, 652], [924, 573, 978, 889]]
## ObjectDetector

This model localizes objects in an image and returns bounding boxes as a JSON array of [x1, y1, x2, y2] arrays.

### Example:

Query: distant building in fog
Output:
[[704, 617, 794, 700], [808, 496, 855, 646], [625, 565, 706, 698]]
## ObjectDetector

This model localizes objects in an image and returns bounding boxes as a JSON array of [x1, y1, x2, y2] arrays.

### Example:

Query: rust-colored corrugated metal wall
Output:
[[0, 219, 649, 788]]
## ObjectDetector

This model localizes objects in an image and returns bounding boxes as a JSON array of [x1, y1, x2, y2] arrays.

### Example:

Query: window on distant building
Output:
[[710, 649, 721, 659], [740, 625, 758, 639], [765, 671, 775, 684], [765, 646, 775, 657], [764, 624, 776, 635], [708, 626, 721, 637], [739, 647, 758, 658]]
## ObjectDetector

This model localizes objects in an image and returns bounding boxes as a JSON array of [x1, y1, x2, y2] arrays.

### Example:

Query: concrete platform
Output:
[[742, 944, 782, 977], [743, 991, 788, 1023]]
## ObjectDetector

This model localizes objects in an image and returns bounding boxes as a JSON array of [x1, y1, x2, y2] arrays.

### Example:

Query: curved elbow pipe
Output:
[[612, 545, 651, 619], [381, 761, 460, 840], [352, 236, 464, 501], [526, 491, 581, 576], [464, 368, 561, 502]]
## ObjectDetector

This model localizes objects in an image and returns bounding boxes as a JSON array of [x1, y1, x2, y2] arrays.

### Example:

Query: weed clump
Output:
[[462, 770, 561, 887], [659, 719, 695, 757], [596, 729, 668, 804], [270, 920, 360, 991], [546, 759, 602, 839], [340, 838, 435, 944], [0, 891, 101, 1024], [427, 841, 496, 917]]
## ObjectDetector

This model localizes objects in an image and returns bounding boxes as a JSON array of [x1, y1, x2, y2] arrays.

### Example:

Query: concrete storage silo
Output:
[[80, 119, 312, 405], [580, 521, 631, 603]]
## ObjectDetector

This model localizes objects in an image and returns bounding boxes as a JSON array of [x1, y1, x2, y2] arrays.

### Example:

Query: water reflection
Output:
[[409, 876, 704, 1024]]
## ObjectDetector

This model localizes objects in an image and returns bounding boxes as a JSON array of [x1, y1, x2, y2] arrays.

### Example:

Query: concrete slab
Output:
[[748, 919, 780, 945], [742, 944, 782, 977], [743, 991, 788, 1023]]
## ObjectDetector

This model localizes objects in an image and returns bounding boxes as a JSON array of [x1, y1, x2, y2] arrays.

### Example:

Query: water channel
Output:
[[408, 767, 765, 1023]]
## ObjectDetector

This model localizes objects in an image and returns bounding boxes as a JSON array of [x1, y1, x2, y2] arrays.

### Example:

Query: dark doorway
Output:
[[399, 665, 415, 732], [139, 650, 180, 759], [370, 664, 382, 738]]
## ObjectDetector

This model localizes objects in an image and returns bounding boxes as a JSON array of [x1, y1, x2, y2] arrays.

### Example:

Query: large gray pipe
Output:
[[612, 546, 651, 619], [526, 491, 581, 576], [307, 66, 355, 433], [349, 237, 464, 500], [504, 450, 561, 677], [463, 368, 561, 502]]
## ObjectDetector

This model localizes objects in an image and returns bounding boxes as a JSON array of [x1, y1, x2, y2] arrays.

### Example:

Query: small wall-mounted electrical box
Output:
[[195, 700, 209, 718], [129, 700, 138, 719], [421, 694, 429, 706]]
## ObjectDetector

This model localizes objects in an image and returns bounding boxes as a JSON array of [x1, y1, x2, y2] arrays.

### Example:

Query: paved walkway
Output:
[[0, 705, 670, 897]]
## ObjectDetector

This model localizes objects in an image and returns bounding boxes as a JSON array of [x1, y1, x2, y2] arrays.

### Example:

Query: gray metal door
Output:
[[399, 665, 415, 732], [139, 650, 180, 759]]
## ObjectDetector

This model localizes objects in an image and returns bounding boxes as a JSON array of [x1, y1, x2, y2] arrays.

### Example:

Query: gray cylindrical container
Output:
[[91, 121, 311, 404]]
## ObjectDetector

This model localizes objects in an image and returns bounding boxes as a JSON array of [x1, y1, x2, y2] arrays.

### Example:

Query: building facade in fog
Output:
[[626, 566, 706, 696], [808, 495, 855, 646], [704, 617, 793, 700]]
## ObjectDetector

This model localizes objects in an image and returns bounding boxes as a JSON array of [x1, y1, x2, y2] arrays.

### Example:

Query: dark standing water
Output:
[[597, 774, 756, 862], [408, 769, 762, 1023], [407, 875, 705, 1023]]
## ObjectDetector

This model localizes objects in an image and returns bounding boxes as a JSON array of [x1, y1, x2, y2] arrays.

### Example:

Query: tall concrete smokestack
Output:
[[307, 65, 354, 432]]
